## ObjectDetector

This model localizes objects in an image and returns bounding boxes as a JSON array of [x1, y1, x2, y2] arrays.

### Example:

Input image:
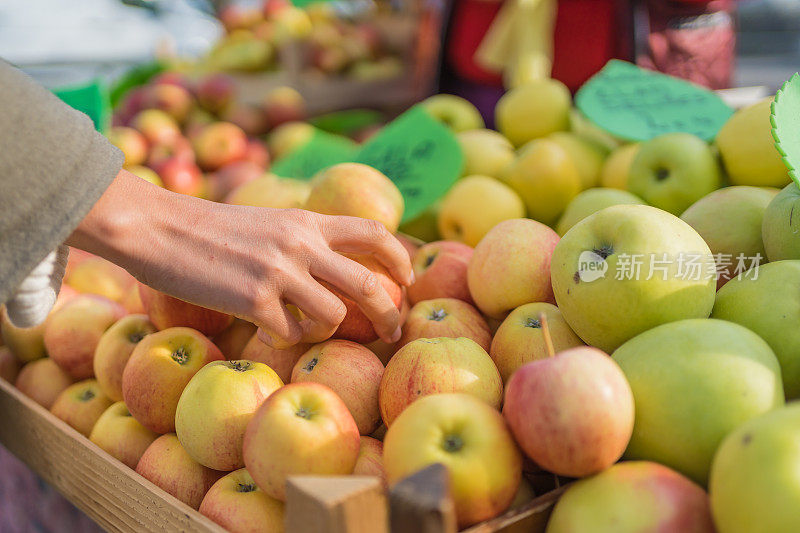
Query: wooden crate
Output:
[[0, 377, 562, 532]]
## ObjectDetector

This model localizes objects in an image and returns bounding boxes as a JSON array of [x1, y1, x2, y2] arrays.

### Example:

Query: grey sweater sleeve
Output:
[[0, 59, 124, 306]]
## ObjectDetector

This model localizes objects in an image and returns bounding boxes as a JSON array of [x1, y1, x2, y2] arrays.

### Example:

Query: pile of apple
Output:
[[192, 0, 403, 80]]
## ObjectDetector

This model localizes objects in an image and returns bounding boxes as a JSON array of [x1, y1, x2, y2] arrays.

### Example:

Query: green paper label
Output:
[[771, 73, 800, 189], [54, 79, 110, 133], [271, 129, 359, 179], [575, 60, 734, 142], [355, 106, 463, 222]]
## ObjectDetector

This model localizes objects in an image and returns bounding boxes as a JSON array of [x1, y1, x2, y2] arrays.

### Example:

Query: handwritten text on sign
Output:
[[575, 60, 733, 142]]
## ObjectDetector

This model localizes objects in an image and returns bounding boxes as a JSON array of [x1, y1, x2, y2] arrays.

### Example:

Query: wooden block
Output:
[[461, 485, 567, 533], [389, 463, 457, 533], [285, 475, 388, 533]]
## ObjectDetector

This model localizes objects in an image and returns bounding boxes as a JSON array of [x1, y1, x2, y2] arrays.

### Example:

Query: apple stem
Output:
[[540, 312, 556, 358]]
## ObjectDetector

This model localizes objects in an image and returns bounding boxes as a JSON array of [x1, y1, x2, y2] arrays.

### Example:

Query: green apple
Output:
[[709, 403, 800, 533], [546, 132, 610, 190], [419, 94, 484, 133], [599, 143, 640, 190], [612, 318, 784, 485], [762, 183, 800, 261], [681, 186, 777, 286], [712, 260, 800, 398], [551, 204, 716, 352], [456, 129, 515, 179], [569, 108, 622, 152], [628, 133, 722, 215], [495, 79, 571, 146], [546, 461, 715, 533], [556, 188, 646, 236]]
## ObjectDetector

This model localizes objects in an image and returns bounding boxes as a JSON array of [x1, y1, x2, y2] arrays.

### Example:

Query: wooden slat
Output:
[[462, 486, 566, 533], [389, 463, 457, 533], [0, 378, 225, 533]]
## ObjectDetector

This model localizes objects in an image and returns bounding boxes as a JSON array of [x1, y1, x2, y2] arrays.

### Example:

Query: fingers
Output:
[[253, 302, 303, 349], [320, 216, 414, 287], [284, 275, 346, 344], [312, 252, 402, 343]]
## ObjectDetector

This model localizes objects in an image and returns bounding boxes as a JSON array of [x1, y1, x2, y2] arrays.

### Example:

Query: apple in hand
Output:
[[551, 204, 716, 352], [15, 358, 75, 409], [467, 218, 559, 319], [612, 318, 784, 485], [50, 379, 114, 437], [122, 327, 225, 434], [89, 401, 159, 469], [546, 461, 715, 533], [44, 294, 126, 379], [379, 337, 502, 426], [199, 468, 285, 533], [762, 183, 800, 261], [407, 241, 473, 305], [353, 436, 386, 485], [398, 298, 491, 352], [211, 318, 257, 360], [240, 333, 310, 383], [136, 434, 225, 510], [176, 360, 283, 471], [383, 393, 522, 527], [139, 285, 233, 337], [243, 382, 360, 500], [419, 94, 484, 132], [291, 340, 384, 435], [93, 314, 156, 402], [305, 163, 404, 232], [503, 345, 634, 477], [628, 133, 722, 215]]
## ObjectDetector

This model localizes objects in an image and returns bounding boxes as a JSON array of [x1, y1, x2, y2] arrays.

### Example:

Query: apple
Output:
[[551, 204, 716, 352], [407, 241, 473, 305], [556, 188, 646, 237], [184, 108, 217, 141], [131, 108, 181, 146], [379, 337, 502, 426], [568, 108, 622, 152], [762, 183, 800, 261], [503, 345, 634, 477], [243, 382, 361, 500], [50, 379, 114, 437], [146, 135, 195, 170], [89, 401, 159, 469], [712, 260, 800, 399], [628, 133, 722, 215], [114, 86, 147, 126], [709, 403, 800, 533], [398, 204, 441, 243], [196, 73, 237, 114], [267, 121, 315, 160], [212, 319, 257, 360], [141, 83, 194, 124], [438, 175, 526, 247], [467, 218, 559, 319], [15, 358, 75, 409], [383, 393, 522, 527], [107, 126, 148, 167], [495, 79, 571, 146], [490, 302, 584, 383], [122, 327, 225, 434], [546, 461, 715, 533], [93, 314, 156, 402], [64, 256, 136, 304], [139, 284, 233, 337], [311, 45, 350, 74], [305, 163, 404, 232], [612, 318, 784, 485], [419, 94, 484, 132], [502, 139, 581, 225], [323, 254, 403, 345], [126, 165, 164, 188], [44, 294, 126, 379], [599, 143, 640, 190], [398, 298, 491, 352], [681, 186, 776, 287], [291, 340, 383, 435], [240, 333, 310, 383], [271, 6, 313, 44], [716, 98, 790, 188], [0, 346, 21, 382], [199, 468, 285, 532], [121, 282, 146, 314], [263, 86, 307, 128], [547, 132, 609, 190], [456, 129, 515, 179], [242, 138, 270, 168], [1, 306, 47, 363], [225, 175, 311, 209], [220, 103, 269, 137], [192, 122, 248, 171], [205, 161, 264, 202], [176, 360, 283, 472], [150, 71, 194, 92], [154, 158, 204, 197], [353, 436, 385, 485], [136, 434, 225, 509]]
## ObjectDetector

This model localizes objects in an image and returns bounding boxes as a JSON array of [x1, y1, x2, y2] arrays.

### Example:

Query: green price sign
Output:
[[271, 129, 359, 179], [771, 72, 800, 189]]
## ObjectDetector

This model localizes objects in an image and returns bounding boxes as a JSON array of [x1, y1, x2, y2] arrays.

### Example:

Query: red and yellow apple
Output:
[[89, 401, 159, 469], [192, 122, 248, 171], [212, 319, 257, 360], [131, 108, 181, 146], [93, 314, 157, 402], [240, 333, 310, 383], [0, 346, 21, 382], [141, 83, 194, 124], [353, 435, 386, 485], [263, 86, 307, 128], [199, 468, 285, 533], [50, 379, 114, 437], [205, 161, 264, 202], [15, 358, 76, 409], [196, 73, 236, 114], [64, 256, 137, 304], [407, 241, 473, 305], [107, 126, 149, 167], [139, 285, 233, 337], [1, 306, 47, 363], [398, 298, 491, 352]]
